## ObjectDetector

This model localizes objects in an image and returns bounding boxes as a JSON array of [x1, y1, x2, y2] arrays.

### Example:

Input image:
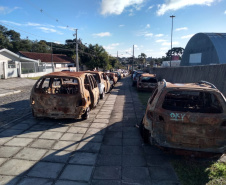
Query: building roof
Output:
[[204, 33, 226, 64], [45, 71, 86, 78], [19, 51, 74, 63], [181, 32, 226, 66], [0, 48, 39, 63]]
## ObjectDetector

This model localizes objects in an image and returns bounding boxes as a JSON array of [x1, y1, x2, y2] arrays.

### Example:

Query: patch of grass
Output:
[[172, 159, 226, 185], [137, 90, 153, 106], [27, 76, 41, 80]]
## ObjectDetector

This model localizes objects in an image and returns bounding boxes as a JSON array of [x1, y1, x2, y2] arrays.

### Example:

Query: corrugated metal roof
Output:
[[203, 33, 226, 64]]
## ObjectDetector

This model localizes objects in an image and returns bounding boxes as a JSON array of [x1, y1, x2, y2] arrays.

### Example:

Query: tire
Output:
[[100, 91, 105, 99], [139, 118, 150, 143], [81, 107, 90, 120]]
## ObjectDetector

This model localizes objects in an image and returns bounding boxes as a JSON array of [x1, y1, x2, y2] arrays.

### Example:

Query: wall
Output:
[[150, 64, 226, 96]]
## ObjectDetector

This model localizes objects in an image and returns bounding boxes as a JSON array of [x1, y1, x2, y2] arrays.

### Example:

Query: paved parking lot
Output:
[[0, 77, 180, 185]]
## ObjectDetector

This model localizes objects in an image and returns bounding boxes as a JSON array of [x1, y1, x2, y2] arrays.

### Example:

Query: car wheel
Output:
[[82, 107, 90, 120], [100, 91, 105, 99], [139, 118, 149, 143]]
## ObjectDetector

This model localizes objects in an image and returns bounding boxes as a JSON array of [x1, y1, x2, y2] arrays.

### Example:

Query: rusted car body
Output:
[[103, 73, 111, 93], [106, 72, 118, 87], [30, 71, 99, 119], [137, 73, 157, 91], [83, 71, 107, 99], [141, 80, 226, 153]]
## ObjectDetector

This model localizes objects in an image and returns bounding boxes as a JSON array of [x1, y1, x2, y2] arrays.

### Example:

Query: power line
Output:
[[23, 0, 75, 31]]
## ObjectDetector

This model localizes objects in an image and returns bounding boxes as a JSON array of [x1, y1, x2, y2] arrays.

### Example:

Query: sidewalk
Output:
[[0, 78, 36, 97], [0, 77, 181, 185]]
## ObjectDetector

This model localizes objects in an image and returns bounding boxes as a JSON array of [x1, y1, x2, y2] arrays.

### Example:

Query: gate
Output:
[[7, 61, 18, 78]]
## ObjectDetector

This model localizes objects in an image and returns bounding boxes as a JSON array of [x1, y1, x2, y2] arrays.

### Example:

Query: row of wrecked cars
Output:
[[30, 70, 120, 120], [132, 71, 226, 154]]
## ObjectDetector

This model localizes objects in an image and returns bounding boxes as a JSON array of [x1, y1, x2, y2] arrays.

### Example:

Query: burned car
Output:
[[30, 71, 99, 119], [105, 72, 118, 88], [84, 71, 108, 99], [137, 73, 157, 91], [140, 80, 226, 153]]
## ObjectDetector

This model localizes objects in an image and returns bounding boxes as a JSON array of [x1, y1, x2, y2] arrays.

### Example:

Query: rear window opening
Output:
[[35, 77, 79, 95], [162, 91, 223, 113], [141, 77, 157, 83]]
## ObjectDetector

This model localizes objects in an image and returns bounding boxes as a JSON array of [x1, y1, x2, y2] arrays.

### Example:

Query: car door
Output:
[[90, 75, 99, 106]]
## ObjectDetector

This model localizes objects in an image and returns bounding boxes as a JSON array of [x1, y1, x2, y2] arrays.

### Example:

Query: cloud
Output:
[[0, 20, 22, 26], [144, 33, 153, 37], [156, 39, 167, 43], [26, 22, 42, 27], [224, 10, 226, 14], [146, 24, 150, 28], [162, 41, 179, 46], [157, 0, 216, 16], [175, 27, 188, 31], [93, 32, 111, 37], [181, 34, 194, 39], [104, 43, 120, 50], [0, 6, 20, 14], [119, 24, 125, 27], [100, 0, 144, 15], [148, 6, 154, 10], [38, 27, 63, 35], [160, 47, 168, 51], [155, 34, 164, 37]]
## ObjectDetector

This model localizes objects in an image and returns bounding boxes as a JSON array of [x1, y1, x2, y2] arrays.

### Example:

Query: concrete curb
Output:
[[0, 90, 21, 97]]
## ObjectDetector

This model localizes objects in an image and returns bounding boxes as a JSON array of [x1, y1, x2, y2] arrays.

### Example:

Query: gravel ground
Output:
[[0, 85, 33, 127]]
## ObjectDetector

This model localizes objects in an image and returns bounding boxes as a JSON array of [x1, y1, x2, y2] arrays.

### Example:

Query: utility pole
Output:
[[51, 42, 54, 72], [170, 15, 175, 67], [73, 29, 79, 72], [132, 45, 134, 71]]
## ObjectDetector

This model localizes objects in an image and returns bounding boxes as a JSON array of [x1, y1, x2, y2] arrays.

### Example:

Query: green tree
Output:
[[166, 47, 184, 58]]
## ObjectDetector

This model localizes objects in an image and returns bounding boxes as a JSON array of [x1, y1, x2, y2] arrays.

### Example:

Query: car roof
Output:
[[160, 81, 218, 91], [141, 73, 156, 77], [44, 71, 86, 78], [83, 71, 103, 75]]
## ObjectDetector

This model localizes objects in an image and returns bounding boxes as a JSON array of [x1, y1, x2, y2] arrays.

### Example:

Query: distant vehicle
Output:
[[132, 71, 143, 86], [137, 73, 157, 91], [140, 80, 226, 154], [30, 71, 99, 119], [113, 71, 121, 81]]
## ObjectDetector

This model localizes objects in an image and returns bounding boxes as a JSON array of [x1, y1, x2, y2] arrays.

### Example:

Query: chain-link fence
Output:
[[21, 62, 52, 74]]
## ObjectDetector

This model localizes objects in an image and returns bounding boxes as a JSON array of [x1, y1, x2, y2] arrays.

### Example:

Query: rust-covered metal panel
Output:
[[137, 73, 157, 91], [142, 81, 226, 153], [30, 72, 98, 119]]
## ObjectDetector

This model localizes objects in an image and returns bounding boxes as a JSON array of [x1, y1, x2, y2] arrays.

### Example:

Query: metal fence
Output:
[[21, 62, 52, 74], [0, 62, 4, 79]]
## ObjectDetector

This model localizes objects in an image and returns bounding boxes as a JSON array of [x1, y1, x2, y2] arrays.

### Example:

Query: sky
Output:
[[1, 0, 226, 58]]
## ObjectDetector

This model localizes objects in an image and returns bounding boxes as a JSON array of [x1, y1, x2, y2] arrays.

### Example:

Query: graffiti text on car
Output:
[[170, 113, 185, 121]]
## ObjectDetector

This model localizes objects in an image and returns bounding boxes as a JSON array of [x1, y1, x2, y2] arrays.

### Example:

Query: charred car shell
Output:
[[137, 73, 157, 91], [141, 80, 226, 153], [30, 71, 99, 119]]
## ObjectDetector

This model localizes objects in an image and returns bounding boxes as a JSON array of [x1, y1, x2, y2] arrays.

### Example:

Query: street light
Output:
[[170, 15, 175, 67]]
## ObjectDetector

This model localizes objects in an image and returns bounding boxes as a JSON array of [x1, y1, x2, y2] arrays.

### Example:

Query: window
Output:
[[162, 91, 223, 113], [141, 77, 157, 83]]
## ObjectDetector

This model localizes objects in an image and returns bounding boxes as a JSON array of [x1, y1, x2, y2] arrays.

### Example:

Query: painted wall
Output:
[[150, 64, 226, 96]]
